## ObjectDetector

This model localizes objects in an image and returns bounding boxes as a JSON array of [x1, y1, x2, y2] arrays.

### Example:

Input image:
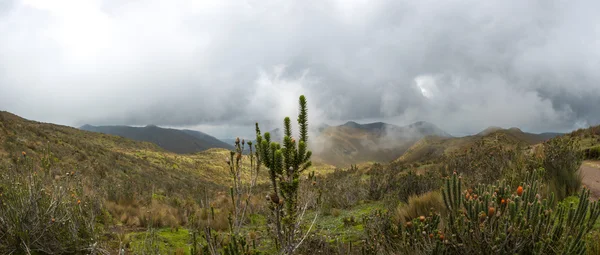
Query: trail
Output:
[[580, 161, 600, 200]]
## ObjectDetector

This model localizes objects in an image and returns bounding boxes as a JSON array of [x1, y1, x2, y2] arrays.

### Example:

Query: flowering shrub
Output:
[[363, 169, 600, 254]]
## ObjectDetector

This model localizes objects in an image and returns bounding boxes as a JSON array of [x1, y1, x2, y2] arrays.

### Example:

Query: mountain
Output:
[[397, 126, 564, 164], [80, 124, 233, 154], [312, 121, 451, 167], [476, 126, 562, 144]]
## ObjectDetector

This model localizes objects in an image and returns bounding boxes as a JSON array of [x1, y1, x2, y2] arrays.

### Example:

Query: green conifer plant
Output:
[[255, 95, 317, 254]]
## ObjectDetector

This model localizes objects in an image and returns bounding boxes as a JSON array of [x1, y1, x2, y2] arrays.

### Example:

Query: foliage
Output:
[[256, 95, 318, 254], [443, 139, 524, 185], [363, 169, 600, 255], [190, 138, 263, 255], [394, 191, 445, 225], [318, 167, 367, 210], [542, 137, 583, 200], [0, 148, 106, 254], [367, 164, 441, 208], [583, 146, 600, 160]]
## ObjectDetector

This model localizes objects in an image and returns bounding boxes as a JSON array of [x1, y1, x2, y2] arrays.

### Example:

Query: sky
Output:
[[1, 0, 599, 138]]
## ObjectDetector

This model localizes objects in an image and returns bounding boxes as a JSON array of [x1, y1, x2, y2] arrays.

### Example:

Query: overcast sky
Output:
[[1, 0, 599, 138]]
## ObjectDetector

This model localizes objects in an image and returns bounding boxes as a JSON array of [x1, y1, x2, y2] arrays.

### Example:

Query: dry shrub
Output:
[[319, 168, 367, 209], [106, 199, 184, 228], [0, 154, 105, 254], [393, 191, 444, 225]]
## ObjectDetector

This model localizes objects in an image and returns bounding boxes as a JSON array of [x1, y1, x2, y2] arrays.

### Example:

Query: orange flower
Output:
[[517, 186, 524, 196], [51, 218, 55, 223], [501, 199, 506, 205], [77, 199, 81, 204], [419, 216, 426, 222], [439, 234, 444, 241], [22, 151, 27, 157], [488, 207, 496, 217], [405, 222, 413, 228], [429, 233, 434, 238]]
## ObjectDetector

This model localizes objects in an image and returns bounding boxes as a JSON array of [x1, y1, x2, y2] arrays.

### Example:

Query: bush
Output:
[[363, 169, 600, 255], [394, 191, 444, 225], [583, 146, 600, 160], [542, 137, 583, 199], [0, 151, 105, 254], [367, 164, 441, 208], [319, 168, 367, 209], [443, 139, 525, 185]]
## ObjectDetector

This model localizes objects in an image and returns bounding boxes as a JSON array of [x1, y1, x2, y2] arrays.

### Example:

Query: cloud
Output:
[[1, 0, 599, 137]]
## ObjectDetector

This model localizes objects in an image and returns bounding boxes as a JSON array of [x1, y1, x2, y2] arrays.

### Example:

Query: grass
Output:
[[128, 228, 191, 254], [309, 201, 384, 243]]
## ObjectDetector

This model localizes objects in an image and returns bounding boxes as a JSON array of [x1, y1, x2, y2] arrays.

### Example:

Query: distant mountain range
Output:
[[311, 121, 452, 166], [80, 124, 233, 154], [77, 120, 565, 167]]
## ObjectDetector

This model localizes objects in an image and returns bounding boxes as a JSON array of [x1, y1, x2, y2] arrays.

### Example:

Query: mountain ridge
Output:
[[312, 120, 452, 166], [80, 124, 233, 154]]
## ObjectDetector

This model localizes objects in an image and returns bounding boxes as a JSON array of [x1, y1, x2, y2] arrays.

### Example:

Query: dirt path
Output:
[[580, 161, 600, 200]]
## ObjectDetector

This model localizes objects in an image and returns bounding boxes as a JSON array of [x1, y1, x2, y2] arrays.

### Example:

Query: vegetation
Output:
[[0, 147, 105, 254], [1, 100, 599, 254], [256, 95, 318, 254], [363, 170, 600, 254]]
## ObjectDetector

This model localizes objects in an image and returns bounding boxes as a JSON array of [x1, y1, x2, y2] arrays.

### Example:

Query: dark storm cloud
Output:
[[1, 0, 599, 137]]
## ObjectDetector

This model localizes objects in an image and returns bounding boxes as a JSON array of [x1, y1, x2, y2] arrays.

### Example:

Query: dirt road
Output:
[[581, 161, 600, 200]]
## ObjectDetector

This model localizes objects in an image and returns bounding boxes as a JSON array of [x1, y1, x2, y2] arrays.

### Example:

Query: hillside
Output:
[[476, 126, 562, 144], [1, 112, 235, 195], [0, 111, 336, 226], [312, 121, 451, 166], [80, 124, 233, 154], [397, 127, 563, 163]]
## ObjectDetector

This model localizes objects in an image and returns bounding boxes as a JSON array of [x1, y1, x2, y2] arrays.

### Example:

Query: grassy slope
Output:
[[396, 128, 559, 164], [0, 111, 336, 216]]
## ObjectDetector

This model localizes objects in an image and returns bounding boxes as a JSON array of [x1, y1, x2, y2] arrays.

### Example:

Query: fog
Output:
[[1, 0, 599, 138]]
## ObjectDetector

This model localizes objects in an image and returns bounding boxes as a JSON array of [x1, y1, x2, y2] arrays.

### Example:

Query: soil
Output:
[[580, 161, 600, 200]]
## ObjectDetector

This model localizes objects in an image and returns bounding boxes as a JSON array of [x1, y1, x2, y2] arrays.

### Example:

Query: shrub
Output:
[[319, 168, 366, 209], [0, 150, 105, 254], [367, 164, 441, 208], [256, 95, 318, 254], [363, 169, 600, 254], [583, 146, 600, 160], [587, 231, 600, 255], [542, 137, 583, 199], [394, 191, 444, 225], [443, 139, 522, 185]]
